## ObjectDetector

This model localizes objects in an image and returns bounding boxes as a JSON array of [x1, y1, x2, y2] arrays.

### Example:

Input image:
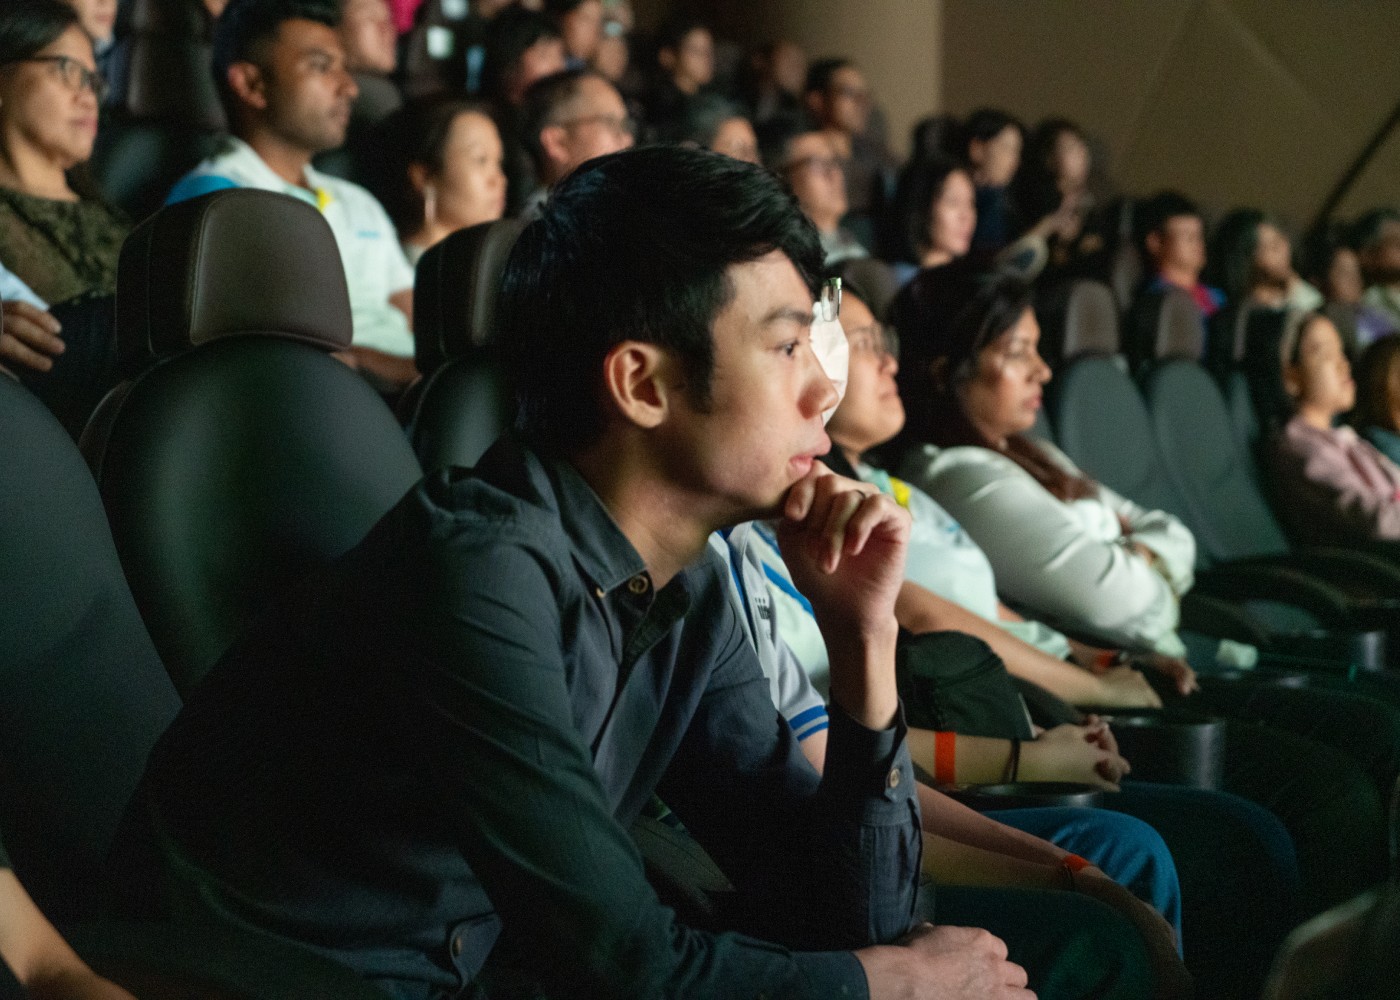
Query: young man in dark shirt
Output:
[[131, 147, 1030, 1000]]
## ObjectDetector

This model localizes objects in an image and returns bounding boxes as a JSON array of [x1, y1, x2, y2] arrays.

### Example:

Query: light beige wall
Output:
[[941, 0, 1400, 231]]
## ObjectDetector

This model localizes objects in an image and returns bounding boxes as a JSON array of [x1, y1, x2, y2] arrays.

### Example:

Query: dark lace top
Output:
[[0, 186, 127, 305]]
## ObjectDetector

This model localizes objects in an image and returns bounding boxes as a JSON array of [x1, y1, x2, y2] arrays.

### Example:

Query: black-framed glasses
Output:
[[10, 55, 108, 103]]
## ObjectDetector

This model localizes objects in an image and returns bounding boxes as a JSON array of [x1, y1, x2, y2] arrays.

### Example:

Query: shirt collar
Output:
[[545, 454, 649, 595], [220, 137, 333, 210]]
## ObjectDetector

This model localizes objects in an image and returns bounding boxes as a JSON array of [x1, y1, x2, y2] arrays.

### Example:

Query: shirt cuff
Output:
[[820, 702, 916, 814], [792, 948, 872, 999]]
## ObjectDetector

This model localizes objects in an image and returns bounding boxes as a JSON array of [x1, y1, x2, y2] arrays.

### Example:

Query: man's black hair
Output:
[[961, 108, 1021, 156], [518, 66, 598, 172], [211, 0, 340, 121], [656, 13, 708, 54], [0, 0, 80, 67], [481, 4, 562, 104], [1135, 189, 1202, 249], [500, 146, 824, 454], [542, 0, 591, 16], [1350, 208, 1400, 252], [803, 57, 852, 98]]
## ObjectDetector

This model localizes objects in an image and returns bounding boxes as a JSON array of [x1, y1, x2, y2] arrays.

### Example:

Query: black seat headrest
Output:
[[122, 36, 226, 130], [115, 188, 352, 373], [413, 218, 526, 372]]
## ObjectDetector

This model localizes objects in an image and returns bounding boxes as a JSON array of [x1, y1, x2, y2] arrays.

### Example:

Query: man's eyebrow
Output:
[[759, 305, 814, 328]]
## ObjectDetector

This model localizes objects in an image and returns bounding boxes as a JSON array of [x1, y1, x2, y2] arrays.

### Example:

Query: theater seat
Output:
[[1142, 357, 1400, 653], [0, 375, 180, 924], [1038, 279, 1119, 368], [402, 218, 524, 473], [1124, 286, 1202, 375], [82, 189, 422, 694]]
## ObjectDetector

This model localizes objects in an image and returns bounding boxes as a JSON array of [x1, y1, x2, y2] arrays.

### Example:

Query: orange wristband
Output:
[[934, 730, 957, 785], [1062, 853, 1091, 872]]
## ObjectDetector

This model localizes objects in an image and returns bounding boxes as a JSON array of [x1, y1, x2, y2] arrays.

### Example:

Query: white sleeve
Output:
[[0, 263, 47, 309], [904, 447, 1185, 656]]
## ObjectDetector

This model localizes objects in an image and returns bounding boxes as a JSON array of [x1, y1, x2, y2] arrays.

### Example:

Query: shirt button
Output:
[[887, 767, 901, 789], [627, 574, 649, 595], [451, 933, 463, 958]]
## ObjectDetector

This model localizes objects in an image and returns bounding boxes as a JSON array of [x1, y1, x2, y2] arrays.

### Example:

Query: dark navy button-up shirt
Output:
[[140, 438, 921, 1000]]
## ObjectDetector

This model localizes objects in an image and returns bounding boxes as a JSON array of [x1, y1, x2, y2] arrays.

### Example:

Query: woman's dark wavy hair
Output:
[[1352, 333, 1400, 433], [500, 145, 824, 454], [0, 0, 80, 65]]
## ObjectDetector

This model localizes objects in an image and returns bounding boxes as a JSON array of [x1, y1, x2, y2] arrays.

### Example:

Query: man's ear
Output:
[[406, 161, 431, 195], [1281, 362, 1303, 401], [602, 341, 673, 430], [657, 47, 676, 75], [226, 61, 269, 112], [802, 89, 823, 119], [538, 124, 570, 173], [1144, 231, 1163, 262]]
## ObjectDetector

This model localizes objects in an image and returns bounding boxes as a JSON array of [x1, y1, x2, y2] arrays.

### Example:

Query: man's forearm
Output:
[[822, 622, 900, 732], [915, 783, 1067, 868]]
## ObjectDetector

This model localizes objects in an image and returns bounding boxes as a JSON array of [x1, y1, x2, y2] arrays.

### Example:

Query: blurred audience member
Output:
[[481, 4, 564, 107], [887, 156, 975, 280], [962, 108, 1022, 259], [517, 66, 630, 216], [590, 13, 628, 85], [0, 0, 126, 305], [1353, 334, 1400, 466], [543, 0, 602, 69], [377, 96, 504, 265], [169, 0, 417, 393], [644, 14, 712, 141], [802, 57, 892, 247], [1134, 191, 1221, 316], [678, 94, 758, 165], [775, 130, 866, 265], [1012, 118, 1113, 284], [1269, 311, 1400, 545], [1304, 229, 1396, 354], [482, 4, 564, 214], [317, 0, 402, 183], [60, 0, 116, 82], [1207, 210, 1321, 313], [742, 39, 804, 135], [1355, 208, 1400, 332]]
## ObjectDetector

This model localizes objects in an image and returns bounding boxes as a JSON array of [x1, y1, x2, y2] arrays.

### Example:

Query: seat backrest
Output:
[[1050, 354, 1191, 518], [91, 121, 224, 224], [1062, 280, 1120, 359], [1142, 359, 1292, 565], [0, 375, 180, 923], [120, 34, 226, 130], [1154, 286, 1206, 360], [83, 190, 423, 694], [403, 219, 524, 473]]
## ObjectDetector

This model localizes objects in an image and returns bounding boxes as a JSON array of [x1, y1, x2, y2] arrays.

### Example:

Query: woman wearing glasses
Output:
[[0, 0, 125, 306]]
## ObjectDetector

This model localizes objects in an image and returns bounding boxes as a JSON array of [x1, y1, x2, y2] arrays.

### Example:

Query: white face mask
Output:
[[811, 280, 848, 424]]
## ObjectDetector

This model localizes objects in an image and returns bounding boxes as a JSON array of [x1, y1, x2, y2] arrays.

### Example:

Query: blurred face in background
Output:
[[823, 64, 869, 136], [558, 0, 604, 62], [768, 40, 805, 96], [1285, 315, 1354, 419], [340, 0, 397, 75], [1050, 128, 1089, 193], [969, 124, 1021, 188], [64, 0, 116, 44], [784, 131, 846, 233], [661, 26, 713, 93], [540, 74, 632, 181], [420, 110, 506, 231], [709, 115, 758, 165], [1147, 214, 1206, 279], [1362, 218, 1400, 285], [1252, 222, 1293, 291], [0, 24, 102, 174], [1325, 247, 1364, 305], [926, 168, 976, 262]]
